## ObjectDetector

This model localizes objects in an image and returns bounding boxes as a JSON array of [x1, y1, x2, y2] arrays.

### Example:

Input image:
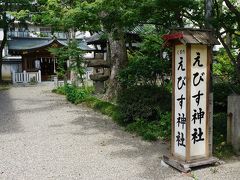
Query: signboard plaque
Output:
[[163, 29, 219, 172]]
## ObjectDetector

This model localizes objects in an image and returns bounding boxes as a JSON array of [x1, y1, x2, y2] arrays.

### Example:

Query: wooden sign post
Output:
[[162, 29, 219, 172]]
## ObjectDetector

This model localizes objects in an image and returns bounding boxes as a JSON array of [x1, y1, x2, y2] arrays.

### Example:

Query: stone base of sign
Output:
[[163, 155, 218, 173]]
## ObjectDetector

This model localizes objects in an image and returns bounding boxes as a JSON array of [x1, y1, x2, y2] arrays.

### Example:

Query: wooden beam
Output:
[[163, 155, 218, 173]]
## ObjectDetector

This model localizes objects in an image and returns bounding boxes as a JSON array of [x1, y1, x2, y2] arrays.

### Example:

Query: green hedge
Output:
[[52, 84, 94, 104], [126, 112, 171, 141], [117, 85, 171, 124]]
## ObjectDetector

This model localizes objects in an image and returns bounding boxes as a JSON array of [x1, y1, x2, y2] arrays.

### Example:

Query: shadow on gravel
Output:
[[70, 108, 176, 179], [0, 90, 22, 134], [13, 102, 64, 114]]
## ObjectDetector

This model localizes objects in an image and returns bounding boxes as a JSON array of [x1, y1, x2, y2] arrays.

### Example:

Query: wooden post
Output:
[[53, 58, 56, 73], [23, 70, 27, 83], [38, 70, 41, 83]]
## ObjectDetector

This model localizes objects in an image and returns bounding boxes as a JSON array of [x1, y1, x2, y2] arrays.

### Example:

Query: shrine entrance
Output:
[[39, 57, 56, 81], [9, 39, 66, 81]]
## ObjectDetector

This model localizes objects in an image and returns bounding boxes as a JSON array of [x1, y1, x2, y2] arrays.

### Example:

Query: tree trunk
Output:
[[205, 0, 214, 157], [104, 29, 128, 101], [205, 0, 213, 29]]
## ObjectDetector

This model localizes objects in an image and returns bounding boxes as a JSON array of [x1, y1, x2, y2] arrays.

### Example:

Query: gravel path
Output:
[[0, 83, 239, 180]]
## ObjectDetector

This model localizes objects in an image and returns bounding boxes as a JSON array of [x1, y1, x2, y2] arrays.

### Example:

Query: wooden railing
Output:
[[12, 70, 41, 84]]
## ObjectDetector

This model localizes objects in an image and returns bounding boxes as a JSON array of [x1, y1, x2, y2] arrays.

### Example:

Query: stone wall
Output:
[[227, 95, 240, 154]]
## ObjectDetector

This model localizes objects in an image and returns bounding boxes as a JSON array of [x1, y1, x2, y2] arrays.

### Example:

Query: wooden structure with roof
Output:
[[8, 37, 93, 81], [162, 29, 219, 172]]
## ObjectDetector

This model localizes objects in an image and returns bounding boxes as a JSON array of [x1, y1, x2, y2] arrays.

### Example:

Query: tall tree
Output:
[[0, 0, 34, 82], [213, 0, 240, 83], [95, 0, 144, 100], [34, 0, 99, 84]]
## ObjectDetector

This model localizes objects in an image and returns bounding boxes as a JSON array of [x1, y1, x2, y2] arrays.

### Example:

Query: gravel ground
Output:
[[0, 83, 239, 180]]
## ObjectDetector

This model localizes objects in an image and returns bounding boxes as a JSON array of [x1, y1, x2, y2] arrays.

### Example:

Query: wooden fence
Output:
[[12, 70, 41, 84]]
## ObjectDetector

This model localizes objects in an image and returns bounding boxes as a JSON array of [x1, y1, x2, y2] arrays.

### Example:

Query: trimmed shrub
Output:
[[126, 112, 171, 141], [52, 85, 66, 95], [53, 84, 94, 104], [213, 112, 234, 158], [117, 85, 171, 124]]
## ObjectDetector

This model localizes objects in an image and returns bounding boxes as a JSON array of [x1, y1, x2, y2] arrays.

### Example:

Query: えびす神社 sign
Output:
[[163, 30, 219, 169], [174, 44, 209, 160]]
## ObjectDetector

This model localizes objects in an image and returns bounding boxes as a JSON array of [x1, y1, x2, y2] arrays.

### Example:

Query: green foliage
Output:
[[118, 27, 170, 87], [126, 112, 171, 141], [49, 46, 68, 79], [213, 113, 227, 142], [83, 96, 119, 118], [29, 77, 37, 85], [213, 48, 238, 83], [117, 86, 171, 124], [213, 48, 240, 113], [52, 85, 66, 95], [53, 84, 94, 104], [213, 113, 235, 158], [0, 1, 35, 32], [213, 82, 240, 112], [0, 84, 11, 91], [33, 0, 99, 32], [96, 0, 145, 33], [49, 41, 86, 84], [140, 0, 202, 28], [64, 85, 94, 104], [215, 144, 234, 159]]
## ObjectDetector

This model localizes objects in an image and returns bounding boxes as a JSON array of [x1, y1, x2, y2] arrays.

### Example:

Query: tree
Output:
[[0, 0, 34, 82], [49, 41, 85, 85], [148, 0, 240, 84], [118, 26, 171, 88], [95, 0, 204, 100], [34, 0, 99, 85], [213, 0, 240, 83], [94, 0, 145, 100]]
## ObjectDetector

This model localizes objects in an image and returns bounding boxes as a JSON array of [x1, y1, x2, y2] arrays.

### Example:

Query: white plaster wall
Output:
[[2, 63, 22, 81]]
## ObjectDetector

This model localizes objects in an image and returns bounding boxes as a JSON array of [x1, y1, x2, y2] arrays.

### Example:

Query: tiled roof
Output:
[[86, 26, 144, 45], [86, 33, 105, 44], [8, 37, 93, 51]]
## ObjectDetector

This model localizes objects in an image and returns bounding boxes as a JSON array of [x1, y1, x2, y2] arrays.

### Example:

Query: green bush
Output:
[[118, 27, 171, 88], [213, 82, 240, 113], [83, 96, 118, 118], [213, 113, 227, 140], [53, 84, 94, 104], [52, 85, 66, 95], [213, 112, 234, 158], [66, 85, 94, 104], [126, 112, 171, 141], [117, 85, 171, 124], [0, 84, 11, 91]]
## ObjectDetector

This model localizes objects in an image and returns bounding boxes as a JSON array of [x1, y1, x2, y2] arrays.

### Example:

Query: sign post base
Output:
[[163, 155, 219, 173]]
